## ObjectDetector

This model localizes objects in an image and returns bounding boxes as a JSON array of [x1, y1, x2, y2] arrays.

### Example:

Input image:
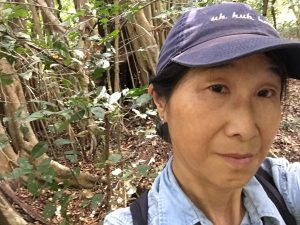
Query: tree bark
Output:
[[36, 0, 66, 34], [126, 10, 159, 84], [0, 58, 100, 188], [29, 0, 43, 37]]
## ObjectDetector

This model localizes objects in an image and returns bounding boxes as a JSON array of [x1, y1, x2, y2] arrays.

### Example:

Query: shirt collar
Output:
[[243, 176, 285, 224], [151, 158, 285, 225]]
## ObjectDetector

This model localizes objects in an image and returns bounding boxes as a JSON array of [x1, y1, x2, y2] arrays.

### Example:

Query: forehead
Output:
[[187, 53, 282, 80]]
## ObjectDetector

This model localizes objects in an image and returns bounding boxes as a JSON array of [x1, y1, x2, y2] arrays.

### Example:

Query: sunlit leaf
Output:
[[126, 86, 147, 97], [127, 186, 137, 195], [96, 59, 110, 69], [12, 6, 28, 18], [109, 92, 121, 104], [19, 70, 32, 80], [111, 168, 122, 176]]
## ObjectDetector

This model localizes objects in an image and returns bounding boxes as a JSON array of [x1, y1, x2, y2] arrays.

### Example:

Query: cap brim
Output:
[[171, 34, 300, 80]]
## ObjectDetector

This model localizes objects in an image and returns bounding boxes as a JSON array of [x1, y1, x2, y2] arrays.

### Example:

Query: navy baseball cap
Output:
[[156, 2, 300, 80]]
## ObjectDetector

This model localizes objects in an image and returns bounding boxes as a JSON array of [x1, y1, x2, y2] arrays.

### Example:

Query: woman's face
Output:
[[154, 54, 282, 190]]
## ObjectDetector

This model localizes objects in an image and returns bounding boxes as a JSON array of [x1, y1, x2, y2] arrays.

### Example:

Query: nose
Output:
[[224, 101, 259, 141]]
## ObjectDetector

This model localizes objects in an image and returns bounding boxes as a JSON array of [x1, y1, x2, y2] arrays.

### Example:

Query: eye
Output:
[[257, 89, 275, 97], [209, 84, 228, 94]]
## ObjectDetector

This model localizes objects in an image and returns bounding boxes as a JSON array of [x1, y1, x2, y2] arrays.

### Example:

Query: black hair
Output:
[[150, 63, 189, 101], [151, 52, 289, 143]]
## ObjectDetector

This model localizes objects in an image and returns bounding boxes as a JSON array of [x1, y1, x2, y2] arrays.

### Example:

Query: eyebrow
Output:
[[209, 62, 234, 69], [269, 66, 284, 78]]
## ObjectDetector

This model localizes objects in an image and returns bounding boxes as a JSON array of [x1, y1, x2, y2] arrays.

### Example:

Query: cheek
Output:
[[166, 97, 222, 149], [257, 104, 281, 147]]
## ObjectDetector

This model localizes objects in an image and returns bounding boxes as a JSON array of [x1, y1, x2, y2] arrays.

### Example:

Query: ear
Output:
[[148, 84, 167, 121]]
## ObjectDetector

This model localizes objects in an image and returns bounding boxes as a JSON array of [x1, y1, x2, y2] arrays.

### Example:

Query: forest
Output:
[[0, 0, 299, 224]]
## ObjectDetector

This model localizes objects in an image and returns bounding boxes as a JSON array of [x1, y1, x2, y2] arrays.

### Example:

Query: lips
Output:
[[219, 153, 254, 159], [217, 153, 255, 168]]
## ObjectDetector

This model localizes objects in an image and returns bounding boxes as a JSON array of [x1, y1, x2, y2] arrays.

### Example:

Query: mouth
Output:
[[217, 153, 255, 168]]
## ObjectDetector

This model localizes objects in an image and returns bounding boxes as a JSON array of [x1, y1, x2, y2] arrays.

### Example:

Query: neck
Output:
[[172, 163, 245, 225]]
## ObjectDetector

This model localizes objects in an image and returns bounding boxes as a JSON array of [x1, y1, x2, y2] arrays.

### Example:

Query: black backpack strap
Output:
[[130, 190, 149, 225], [255, 167, 297, 225]]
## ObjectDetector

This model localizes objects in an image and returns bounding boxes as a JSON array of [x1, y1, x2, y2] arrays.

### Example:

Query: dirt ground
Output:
[[14, 79, 300, 224]]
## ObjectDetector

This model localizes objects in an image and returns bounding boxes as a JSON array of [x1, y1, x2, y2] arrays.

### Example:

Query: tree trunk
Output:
[[37, 0, 66, 35], [29, 0, 43, 37], [0, 58, 100, 188], [126, 10, 159, 84]]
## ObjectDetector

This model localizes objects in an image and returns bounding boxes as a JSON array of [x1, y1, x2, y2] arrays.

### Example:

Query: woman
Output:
[[104, 2, 300, 225]]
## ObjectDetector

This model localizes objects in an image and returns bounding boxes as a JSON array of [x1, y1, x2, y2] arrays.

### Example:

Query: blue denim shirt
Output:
[[103, 157, 300, 225]]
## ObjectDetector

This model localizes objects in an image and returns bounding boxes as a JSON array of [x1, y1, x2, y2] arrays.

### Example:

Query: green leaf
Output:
[[73, 167, 81, 176], [134, 93, 152, 107], [53, 41, 69, 56], [31, 141, 48, 159], [64, 150, 78, 163], [82, 199, 90, 208], [59, 218, 69, 225], [100, 18, 109, 24], [25, 111, 46, 122], [137, 164, 150, 176], [91, 107, 106, 120], [62, 78, 72, 88], [20, 124, 29, 140], [49, 180, 59, 191], [59, 193, 70, 217], [12, 6, 28, 18], [0, 134, 9, 150], [42, 167, 57, 183], [27, 175, 40, 197], [91, 67, 105, 79], [69, 110, 85, 122], [48, 121, 69, 133], [5, 168, 25, 179], [91, 193, 103, 209], [37, 158, 51, 174], [108, 154, 122, 164], [126, 86, 147, 97], [43, 202, 56, 219], [17, 156, 33, 173], [53, 138, 73, 146], [0, 74, 13, 85]]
